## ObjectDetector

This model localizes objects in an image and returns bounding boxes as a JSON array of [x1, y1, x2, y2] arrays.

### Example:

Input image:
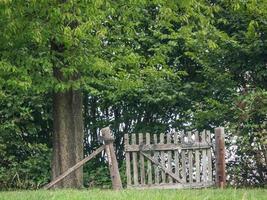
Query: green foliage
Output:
[[0, 144, 51, 190], [0, 90, 52, 190], [83, 162, 111, 189], [0, 0, 266, 189]]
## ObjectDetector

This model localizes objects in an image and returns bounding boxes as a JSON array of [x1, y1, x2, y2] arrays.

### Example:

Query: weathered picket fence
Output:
[[43, 127, 225, 190], [124, 128, 225, 189]]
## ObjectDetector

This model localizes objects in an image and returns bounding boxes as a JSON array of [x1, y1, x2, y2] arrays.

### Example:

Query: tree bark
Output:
[[52, 78, 84, 188], [50, 1, 84, 186]]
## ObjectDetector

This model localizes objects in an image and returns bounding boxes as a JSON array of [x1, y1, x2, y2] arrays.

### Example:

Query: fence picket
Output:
[[195, 131, 200, 183], [132, 134, 138, 185], [188, 131, 193, 183], [181, 131, 186, 183], [154, 134, 159, 184], [125, 134, 131, 186], [201, 131, 207, 182], [146, 133, 152, 184], [167, 134, 173, 183], [160, 133, 166, 183], [206, 130, 212, 182], [174, 132, 179, 182], [139, 133, 145, 185]]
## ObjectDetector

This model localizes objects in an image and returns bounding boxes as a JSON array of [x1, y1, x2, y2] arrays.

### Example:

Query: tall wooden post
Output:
[[215, 127, 226, 188], [101, 127, 122, 190]]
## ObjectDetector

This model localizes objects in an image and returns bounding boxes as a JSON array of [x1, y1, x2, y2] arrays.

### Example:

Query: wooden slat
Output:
[[44, 145, 105, 189], [174, 132, 179, 182], [139, 133, 145, 185], [125, 143, 210, 152], [166, 134, 173, 183], [146, 133, 152, 184], [153, 134, 159, 184], [124, 130, 215, 189], [140, 151, 183, 183], [181, 131, 186, 183], [128, 181, 214, 189], [201, 131, 207, 182], [160, 133, 166, 183], [206, 130, 212, 182], [188, 131, 193, 183], [125, 134, 131, 186], [132, 134, 139, 185], [195, 131, 200, 183]]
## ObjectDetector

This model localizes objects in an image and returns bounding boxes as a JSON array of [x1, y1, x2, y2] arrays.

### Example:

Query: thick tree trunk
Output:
[[50, 3, 84, 185], [52, 88, 84, 188]]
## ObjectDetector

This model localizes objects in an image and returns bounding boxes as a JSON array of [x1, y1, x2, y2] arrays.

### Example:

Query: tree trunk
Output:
[[52, 88, 84, 188]]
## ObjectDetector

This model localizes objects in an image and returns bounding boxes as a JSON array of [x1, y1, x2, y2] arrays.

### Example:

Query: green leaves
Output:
[[0, 0, 266, 188]]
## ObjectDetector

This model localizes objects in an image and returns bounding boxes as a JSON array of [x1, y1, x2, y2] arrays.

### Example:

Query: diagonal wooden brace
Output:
[[140, 151, 184, 183], [43, 145, 105, 189]]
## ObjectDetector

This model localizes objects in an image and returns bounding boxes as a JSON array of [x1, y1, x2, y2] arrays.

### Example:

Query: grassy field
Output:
[[0, 188, 266, 200]]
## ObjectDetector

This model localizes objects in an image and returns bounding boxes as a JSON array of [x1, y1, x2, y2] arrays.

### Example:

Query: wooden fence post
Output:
[[101, 127, 122, 190], [215, 127, 226, 188]]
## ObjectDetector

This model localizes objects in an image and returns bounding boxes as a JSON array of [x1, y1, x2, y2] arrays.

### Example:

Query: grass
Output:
[[0, 188, 266, 200]]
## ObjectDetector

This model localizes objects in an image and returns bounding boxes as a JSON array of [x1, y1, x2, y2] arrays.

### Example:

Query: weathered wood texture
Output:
[[101, 127, 122, 190], [153, 134, 159, 184], [132, 134, 138, 185], [44, 127, 122, 190], [146, 133, 152, 184], [125, 129, 219, 189], [160, 133, 166, 183], [125, 134, 131, 186], [139, 133, 145, 185], [201, 131, 207, 182], [43, 145, 105, 189], [195, 131, 200, 183], [215, 127, 226, 188]]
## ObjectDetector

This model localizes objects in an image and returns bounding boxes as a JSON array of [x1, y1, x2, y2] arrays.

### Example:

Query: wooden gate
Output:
[[124, 130, 214, 189]]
